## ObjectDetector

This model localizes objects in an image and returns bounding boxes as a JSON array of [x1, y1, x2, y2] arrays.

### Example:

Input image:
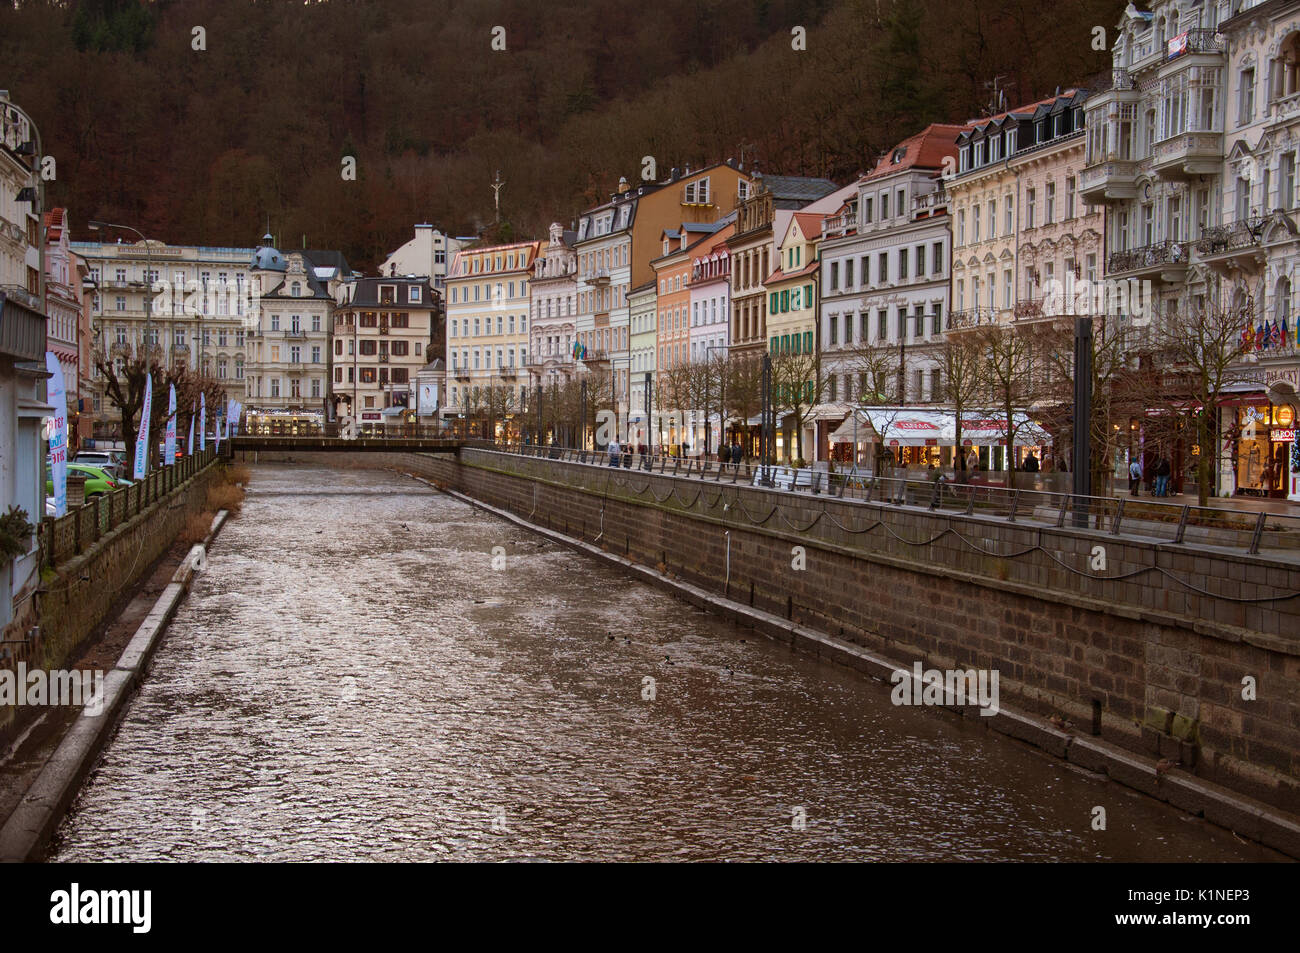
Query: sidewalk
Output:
[[1109, 488, 1300, 515]]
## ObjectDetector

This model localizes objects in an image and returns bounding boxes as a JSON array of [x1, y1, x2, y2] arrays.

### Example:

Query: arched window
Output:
[[291, 281, 301, 297], [1276, 276, 1292, 326]]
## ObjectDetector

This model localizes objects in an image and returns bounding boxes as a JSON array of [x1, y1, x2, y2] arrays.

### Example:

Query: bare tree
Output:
[[770, 347, 825, 465], [722, 352, 763, 458], [1141, 294, 1258, 505], [970, 323, 1043, 487], [938, 333, 985, 476]]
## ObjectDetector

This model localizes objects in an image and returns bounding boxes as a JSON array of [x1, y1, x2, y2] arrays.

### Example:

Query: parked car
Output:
[[45, 463, 119, 500]]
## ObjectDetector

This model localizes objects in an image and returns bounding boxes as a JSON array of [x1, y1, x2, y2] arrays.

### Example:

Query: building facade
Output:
[[445, 240, 539, 428], [72, 237, 258, 433], [333, 276, 437, 433], [527, 223, 578, 391], [727, 173, 840, 357], [380, 224, 468, 295], [819, 123, 966, 452], [245, 242, 349, 431], [43, 208, 92, 447], [0, 91, 48, 643]]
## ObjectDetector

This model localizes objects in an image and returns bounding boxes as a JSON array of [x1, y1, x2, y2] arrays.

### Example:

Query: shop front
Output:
[[1230, 401, 1295, 499], [827, 407, 1052, 480], [1265, 365, 1300, 502], [246, 409, 325, 436]]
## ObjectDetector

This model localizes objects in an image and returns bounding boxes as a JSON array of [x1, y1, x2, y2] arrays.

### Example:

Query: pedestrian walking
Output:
[[608, 437, 621, 467], [1128, 456, 1142, 496]]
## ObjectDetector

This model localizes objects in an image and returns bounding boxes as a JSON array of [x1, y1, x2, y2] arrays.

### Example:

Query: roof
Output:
[[764, 260, 820, 285], [345, 275, 435, 307], [957, 90, 1084, 142], [758, 174, 841, 204], [262, 253, 333, 300], [790, 212, 823, 240], [860, 123, 970, 183], [302, 249, 352, 277]]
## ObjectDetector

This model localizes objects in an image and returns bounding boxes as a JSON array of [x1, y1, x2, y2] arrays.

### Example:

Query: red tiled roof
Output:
[[790, 212, 823, 240], [860, 123, 971, 183]]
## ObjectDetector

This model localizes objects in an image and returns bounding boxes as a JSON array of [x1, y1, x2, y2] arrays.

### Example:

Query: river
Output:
[[49, 464, 1279, 861]]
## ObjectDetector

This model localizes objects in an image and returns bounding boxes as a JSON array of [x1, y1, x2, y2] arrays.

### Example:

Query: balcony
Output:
[[579, 349, 610, 365], [1107, 240, 1190, 282], [1195, 219, 1268, 277], [284, 329, 307, 339], [911, 190, 947, 219], [1269, 90, 1300, 123], [1151, 131, 1222, 179], [822, 210, 858, 239], [1078, 159, 1139, 203], [587, 268, 610, 285], [452, 370, 471, 382], [498, 366, 518, 379], [945, 308, 1000, 332], [335, 322, 356, 334]]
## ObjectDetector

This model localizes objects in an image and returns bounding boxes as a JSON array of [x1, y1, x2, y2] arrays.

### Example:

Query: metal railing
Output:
[[39, 447, 220, 569], [470, 442, 1300, 558], [1107, 240, 1188, 274]]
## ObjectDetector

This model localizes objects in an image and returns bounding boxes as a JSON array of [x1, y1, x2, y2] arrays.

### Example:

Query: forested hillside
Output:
[[2, 0, 1126, 268]]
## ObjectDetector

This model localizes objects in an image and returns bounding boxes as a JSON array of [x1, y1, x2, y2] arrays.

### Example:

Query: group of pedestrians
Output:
[[1128, 454, 1174, 497]]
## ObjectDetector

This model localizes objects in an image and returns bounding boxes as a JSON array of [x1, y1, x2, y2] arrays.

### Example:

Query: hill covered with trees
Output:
[[2, 0, 1126, 268]]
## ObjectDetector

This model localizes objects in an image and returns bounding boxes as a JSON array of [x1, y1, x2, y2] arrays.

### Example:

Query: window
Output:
[[1004, 196, 1013, 234], [863, 196, 873, 223], [1045, 182, 1056, 224], [1026, 188, 1036, 228], [931, 303, 942, 335], [312, 345, 321, 363], [914, 245, 924, 278], [932, 242, 944, 275], [879, 252, 888, 283], [877, 310, 887, 341], [899, 248, 909, 280], [957, 210, 966, 245], [312, 315, 321, 333], [1066, 177, 1076, 218], [830, 261, 839, 291], [973, 205, 981, 242], [988, 200, 997, 239], [844, 258, 854, 287], [1240, 68, 1255, 125]]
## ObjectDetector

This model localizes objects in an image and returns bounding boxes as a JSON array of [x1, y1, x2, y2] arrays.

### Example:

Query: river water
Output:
[[49, 464, 1278, 861]]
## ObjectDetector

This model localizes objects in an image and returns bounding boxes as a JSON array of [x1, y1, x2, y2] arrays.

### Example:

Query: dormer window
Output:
[[291, 281, 301, 297], [959, 146, 971, 172], [892, 147, 907, 163], [410, 286, 422, 303], [380, 284, 396, 305]]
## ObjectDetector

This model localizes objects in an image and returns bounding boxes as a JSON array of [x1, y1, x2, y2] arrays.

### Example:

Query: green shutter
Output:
[[770, 292, 778, 312], [793, 333, 801, 355], [780, 289, 790, 312], [805, 284, 814, 307], [804, 331, 813, 353], [770, 336, 778, 352]]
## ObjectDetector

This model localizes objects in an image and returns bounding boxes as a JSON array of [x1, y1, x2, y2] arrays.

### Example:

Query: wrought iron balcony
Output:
[[945, 308, 999, 332], [1107, 240, 1189, 279]]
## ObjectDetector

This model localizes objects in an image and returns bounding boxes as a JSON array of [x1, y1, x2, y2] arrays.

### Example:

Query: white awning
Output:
[[828, 406, 1051, 448]]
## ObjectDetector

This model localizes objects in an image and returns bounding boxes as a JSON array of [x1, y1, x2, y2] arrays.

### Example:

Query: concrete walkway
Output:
[[1110, 488, 1300, 515]]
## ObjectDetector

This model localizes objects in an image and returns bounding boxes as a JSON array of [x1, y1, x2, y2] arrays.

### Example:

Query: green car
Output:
[[45, 463, 120, 500]]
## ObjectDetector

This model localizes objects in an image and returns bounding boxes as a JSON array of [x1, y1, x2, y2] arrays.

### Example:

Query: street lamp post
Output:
[[87, 220, 155, 366], [1072, 316, 1093, 526], [760, 351, 773, 486]]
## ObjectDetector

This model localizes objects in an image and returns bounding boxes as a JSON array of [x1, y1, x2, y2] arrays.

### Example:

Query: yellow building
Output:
[[764, 211, 822, 355], [445, 240, 540, 434]]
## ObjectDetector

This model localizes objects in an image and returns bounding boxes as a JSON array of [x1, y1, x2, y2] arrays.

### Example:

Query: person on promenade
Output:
[[608, 438, 621, 467], [1155, 457, 1170, 497], [1129, 456, 1142, 496]]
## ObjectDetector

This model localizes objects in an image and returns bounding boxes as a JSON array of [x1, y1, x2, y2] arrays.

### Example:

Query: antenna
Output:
[[983, 75, 1014, 115]]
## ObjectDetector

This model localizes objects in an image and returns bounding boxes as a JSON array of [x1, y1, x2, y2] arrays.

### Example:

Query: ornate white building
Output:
[[527, 223, 578, 390]]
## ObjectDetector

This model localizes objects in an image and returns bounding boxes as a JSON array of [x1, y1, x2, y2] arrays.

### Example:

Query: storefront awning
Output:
[[828, 406, 1051, 448]]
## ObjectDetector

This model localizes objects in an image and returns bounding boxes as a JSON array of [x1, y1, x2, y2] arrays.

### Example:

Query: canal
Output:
[[50, 464, 1279, 861]]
